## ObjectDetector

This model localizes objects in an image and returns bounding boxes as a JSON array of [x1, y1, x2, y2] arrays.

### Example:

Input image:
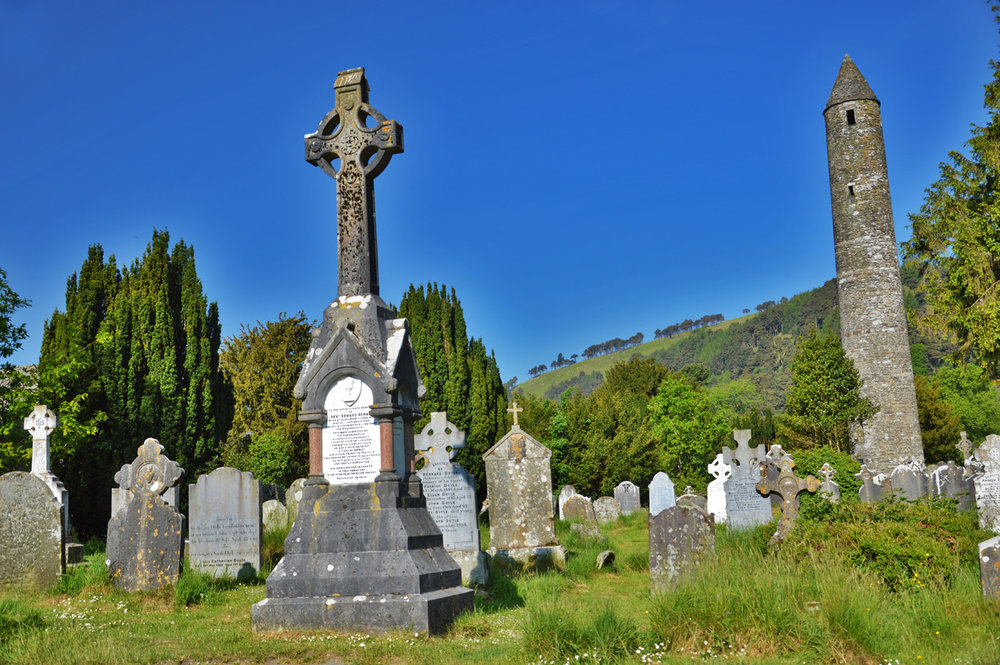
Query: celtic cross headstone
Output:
[[817, 462, 840, 504], [22, 405, 70, 537], [305, 67, 402, 298], [706, 453, 730, 523], [721, 430, 771, 529], [756, 454, 820, 545]]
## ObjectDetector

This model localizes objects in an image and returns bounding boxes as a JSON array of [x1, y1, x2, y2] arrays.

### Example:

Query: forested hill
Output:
[[517, 268, 948, 411]]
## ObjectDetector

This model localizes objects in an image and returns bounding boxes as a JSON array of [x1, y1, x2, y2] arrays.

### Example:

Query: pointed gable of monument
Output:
[[482, 424, 550, 461], [825, 54, 879, 111]]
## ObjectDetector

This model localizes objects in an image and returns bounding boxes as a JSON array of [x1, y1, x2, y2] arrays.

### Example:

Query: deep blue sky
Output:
[[1, 1, 996, 384]]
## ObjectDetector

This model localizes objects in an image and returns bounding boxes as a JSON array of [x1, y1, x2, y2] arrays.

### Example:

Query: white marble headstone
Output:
[[973, 435, 1000, 533], [706, 454, 730, 523], [322, 376, 381, 484], [721, 430, 772, 530], [648, 472, 676, 517]]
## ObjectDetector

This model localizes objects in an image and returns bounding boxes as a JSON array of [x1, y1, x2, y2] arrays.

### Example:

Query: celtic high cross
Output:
[[305, 68, 402, 298]]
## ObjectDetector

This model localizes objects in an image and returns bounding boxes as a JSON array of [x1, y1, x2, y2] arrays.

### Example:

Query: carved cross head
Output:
[[507, 402, 523, 427], [115, 438, 184, 496], [817, 462, 837, 483], [708, 453, 731, 481], [23, 405, 58, 440], [414, 412, 466, 467], [722, 429, 765, 477], [957, 431, 972, 462], [765, 444, 795, 474]]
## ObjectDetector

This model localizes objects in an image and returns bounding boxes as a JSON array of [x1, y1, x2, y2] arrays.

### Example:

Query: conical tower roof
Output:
[[825, 54, 879, 111]]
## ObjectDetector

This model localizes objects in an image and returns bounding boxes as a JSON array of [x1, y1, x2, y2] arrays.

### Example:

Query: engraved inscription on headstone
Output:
[[189, 467, 262, 579], [973, 435, 1000, 533], [415, 413, 479, 552], [0, 471, 63, 590], [322, 376, 381, 484], [721, 430, 772, 529]]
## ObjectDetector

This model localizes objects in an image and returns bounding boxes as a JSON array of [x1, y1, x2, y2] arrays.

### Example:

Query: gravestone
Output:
[[973, 435, 1000, 533], [262, 500, 288, 531], [980, 536, 1000, 599], [0, 471, 64, 590], [856, 464, 886, 503], [593, 497, 622, 524], [22, 406, 69, 535], [648, 472, 676, 517], [614, 481, 640, 515], [415, 412, 489, 586], [252, 69, 472, 635], [106, 438, 185, 591], [571, 522, 603, 540], [563, 494, 598, 523], [676, 486, 707, 512], [649, 504, 714, 593], [721, 430, 772, 529], [483, 405, 565, 568], [558, 485, 578, 520], [930, 461, 975, 511], [888, 460, 929, 501], [756, 453, 820, 545], [285, 477, 308, 526], [189, 467, 262, 580], [958, 431, 974, 465], [706, 454, 730, 523], [817, 463, 840, 504]]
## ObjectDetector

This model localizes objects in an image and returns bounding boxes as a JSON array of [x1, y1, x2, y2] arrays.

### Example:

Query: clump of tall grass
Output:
[[523, 602, 640, 664], [260, 520, 292, 577], [173, 568, 238, 607]]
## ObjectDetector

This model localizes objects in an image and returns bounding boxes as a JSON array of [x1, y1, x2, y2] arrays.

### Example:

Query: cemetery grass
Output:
[[2, 504, 999, 665]]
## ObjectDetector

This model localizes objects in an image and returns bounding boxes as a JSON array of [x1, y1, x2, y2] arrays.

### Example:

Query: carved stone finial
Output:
[[507, 402, 523, 427]]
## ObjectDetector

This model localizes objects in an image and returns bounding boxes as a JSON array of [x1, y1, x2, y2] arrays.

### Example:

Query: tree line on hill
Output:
[[653, 313, 724, 339]]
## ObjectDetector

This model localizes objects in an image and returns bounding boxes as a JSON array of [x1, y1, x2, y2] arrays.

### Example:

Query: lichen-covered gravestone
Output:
[[676, 486, 707, 512], [973, 435, 1000, 533], [593, 497, 622, 524], [415, 412, 489, 586], [980, 536, 1000, 599], [706, 454, 730, 523], [563, 494, 598, 524], [888, 460, 929, 501], [721, 430, 772, 529], [106, 438, 185, 591], [189, 467, 262, 580], [483, 406, 565, 568], [557, 485, 578, 520], [285, 477, 308, 526], [648, 472, 675, 517], [649, 504, 714, 593], [614, 481, 640, 515], [930, 461, 975, 511], [0, 471, 64, 590], [756, 451, 820, 545], [262, 499, 288, 532]]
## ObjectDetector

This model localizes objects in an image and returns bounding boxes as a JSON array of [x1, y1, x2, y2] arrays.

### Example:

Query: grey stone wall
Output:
[[824, 56, 923, 474]]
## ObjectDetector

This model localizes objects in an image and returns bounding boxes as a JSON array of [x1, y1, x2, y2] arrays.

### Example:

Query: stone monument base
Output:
[[488, 545, 566, 571], [449, 549, 491, 587], [252, 476, 473, 635]]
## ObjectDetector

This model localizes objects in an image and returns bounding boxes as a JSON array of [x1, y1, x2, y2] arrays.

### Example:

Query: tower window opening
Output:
[[848, 184, 856, 196], [846, 109, 856, 125]]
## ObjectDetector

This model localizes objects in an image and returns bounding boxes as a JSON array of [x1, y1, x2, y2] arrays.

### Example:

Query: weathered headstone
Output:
[[0, 471, 64, 589], [563, 494, 598, 524], [593, 497, 622, 524], [817, 463, 840, 504], [888, 460, 929, 501], [614, 481, 640, 515], [706, 454, 730, 523], [415, 412, 489, 586], [262, 500, 288, 532], [649, 504, 714, 593], [483, 408, 565, 568], [756, 454, 820, 545], [106, 438, 185, 591], [980, 536, 1000, 599], [930, 461, 975, 511], [253, 69, 472, 635], [973, 435, 1000, 533], [558, 485, 578, 520], [189, 467, 262, 580], [648, 472, 675, 517], [677, 486, 707, 512], [721, 430, 772, 529], [22, 405, 80, 562], [856, 464, 886, 503], [285, 477, 308, 526]]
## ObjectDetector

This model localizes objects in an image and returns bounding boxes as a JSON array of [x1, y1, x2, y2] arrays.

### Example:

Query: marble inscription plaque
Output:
[[322, 377, 380, 484]]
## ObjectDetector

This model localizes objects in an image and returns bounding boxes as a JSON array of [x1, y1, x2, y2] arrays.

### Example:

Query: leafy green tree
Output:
[[934, 364, 1000, 443], [914, 375, 963, 464], [219, 312, 312, 477], [223, 431, 298, 486], [903, 7, 1000, 376], [783, 328, 878, 453], [648, 373, 729, 492], [0, 267, 32, 470], [0, 267, 29, 363]]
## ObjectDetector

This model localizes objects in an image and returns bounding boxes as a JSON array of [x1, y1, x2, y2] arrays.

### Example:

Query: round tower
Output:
[[824, 54, 923, 474]]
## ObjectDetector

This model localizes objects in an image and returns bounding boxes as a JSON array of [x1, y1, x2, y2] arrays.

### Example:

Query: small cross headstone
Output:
[[593, 497, 622, 524], [649, 504, 714, 593], [614, 481, 640, 515], [648, 472, 676, 517], [415, 412, 487, 586], [558, 485, 578, 520], [106, 438, 185, 591], [980, 536, 1000, 599], [188, 467, 262, 580], [706, 453, 730, 523], [930, 461, 975, 511], [817, 463, 840, 504], [973, 435, 1000, 533], [958, 431, 973, 464], [756, 454, 820, 545], [22, 405, 70, 538], [721, 430, 772, 529]]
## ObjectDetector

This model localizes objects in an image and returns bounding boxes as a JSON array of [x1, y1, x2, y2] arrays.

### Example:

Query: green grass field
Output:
[[1, 503, 998, 665]]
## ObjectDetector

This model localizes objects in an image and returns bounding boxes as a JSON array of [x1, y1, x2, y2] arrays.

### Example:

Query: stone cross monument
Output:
[[824, 55, 923, 474], [23, 405, 70, 538], [253, 68, 472, 635]]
